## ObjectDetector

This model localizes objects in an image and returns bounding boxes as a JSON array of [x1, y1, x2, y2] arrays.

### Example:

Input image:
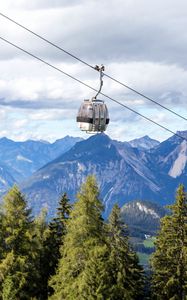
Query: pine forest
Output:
[[0, 176, 186, 299]]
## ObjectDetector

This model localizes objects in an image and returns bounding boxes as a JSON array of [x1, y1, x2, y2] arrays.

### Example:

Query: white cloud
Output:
[[14, 118, 29, 128], [0, 0, 186, 142], [0, 0, 84, 11]]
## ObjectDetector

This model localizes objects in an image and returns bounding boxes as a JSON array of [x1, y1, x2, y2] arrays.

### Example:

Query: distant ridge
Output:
[[0, 136, 83, 181], [129, 135, 160, 150], [20, 130, 187, 218]]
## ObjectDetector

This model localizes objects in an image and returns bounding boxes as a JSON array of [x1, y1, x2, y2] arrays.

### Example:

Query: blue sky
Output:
[[0, 0, 186, 142]]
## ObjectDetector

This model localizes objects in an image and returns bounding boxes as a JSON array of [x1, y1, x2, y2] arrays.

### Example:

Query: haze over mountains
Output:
[[0, 131, 186, 218], [0, 136, 82, 192]]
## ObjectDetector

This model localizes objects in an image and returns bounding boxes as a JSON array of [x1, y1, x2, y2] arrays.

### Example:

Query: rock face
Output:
[[129, 135, 160, 150], [21, 131, 187, 218], [147, 130, 187, 200]]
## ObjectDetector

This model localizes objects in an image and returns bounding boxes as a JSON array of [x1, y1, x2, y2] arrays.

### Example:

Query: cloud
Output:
[[0, 0, 84, 11], [0, 0, 186, 142], [0, 0, 187, 66]]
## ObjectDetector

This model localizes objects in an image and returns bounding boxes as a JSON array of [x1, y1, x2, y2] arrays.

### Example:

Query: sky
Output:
[[0, 0, 186, 142]]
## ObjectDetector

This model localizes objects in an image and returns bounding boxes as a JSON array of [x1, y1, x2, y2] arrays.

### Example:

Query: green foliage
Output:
[[0, 206, 4, 262], [29, 208, 49, 300], [151, 184, 187, 299], [108, 204, 145, 300], [42, 193, 72, 298], [48, 192, 72, 270], [2, 275, 16, 300], [143, 237, 156, 248], [1, 252, 29, 299], [0, 179, 164, 299], [137, 252, 150, 267], [0, 186, 38, 299], [49, 176, 111, 299], [0, 188, 71, 300], [2, 185, 32, 255]]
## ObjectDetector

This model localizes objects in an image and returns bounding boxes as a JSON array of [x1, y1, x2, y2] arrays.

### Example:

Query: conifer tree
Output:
[[0, 206, 4, 261], [40, 193, 72, 298], [107, 204, 144, 300], [151, 184, 187, 300], [0, 186, 36, 299], [47, 193, 71, 274], [31, 208, 49, 300], [49, 176, 111, 299]]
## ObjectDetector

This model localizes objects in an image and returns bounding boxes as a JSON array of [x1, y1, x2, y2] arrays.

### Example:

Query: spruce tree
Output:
[[151, 184, 187, 300], [49, 176, 111, 300], [31, 208, 49, 300], [0, 186, 36, 299], [107, 204, 144, 300], [41, 193, 72, 298], [47, 193, 71, 275], [0, 206, 4, 261]]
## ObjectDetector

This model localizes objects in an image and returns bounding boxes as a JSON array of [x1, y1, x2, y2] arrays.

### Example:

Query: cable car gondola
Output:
[[76, 65, 110, 133]]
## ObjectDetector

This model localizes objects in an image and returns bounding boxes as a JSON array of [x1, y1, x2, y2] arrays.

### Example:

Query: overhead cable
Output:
[[0, 12, 186, 121], [0, 35, 186, 142]]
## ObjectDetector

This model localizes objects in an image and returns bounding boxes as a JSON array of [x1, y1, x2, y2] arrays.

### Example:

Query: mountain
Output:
[[120, 200, 168, 268], [147, 130, 187, 200], [129, 135, 160, 150], [150, 131, 187, 178], [3, 130, 186, 218], [21, 133, 165, 217], [120, 200, 167, 237], [0, 136, 83, 181], [0, 162, 17, 194]]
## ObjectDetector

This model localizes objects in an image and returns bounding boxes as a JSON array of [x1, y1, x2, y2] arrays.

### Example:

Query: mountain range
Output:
[[0, 136, 82, 193], [0, 131, 186, 218], [18, 130, 187, 217]]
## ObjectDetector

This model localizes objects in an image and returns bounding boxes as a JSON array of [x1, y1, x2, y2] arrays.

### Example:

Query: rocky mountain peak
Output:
[[129, 135, 160, 150], [49, 133, 118, 165], [0, 131, 187, 219], [176, 130, 187, 139]]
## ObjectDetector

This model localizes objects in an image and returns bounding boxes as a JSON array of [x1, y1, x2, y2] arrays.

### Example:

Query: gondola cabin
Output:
[[76, 99, 109, 133]]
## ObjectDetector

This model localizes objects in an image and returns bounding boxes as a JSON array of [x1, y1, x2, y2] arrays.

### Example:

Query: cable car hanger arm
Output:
[[93, 65, 105, 100]]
